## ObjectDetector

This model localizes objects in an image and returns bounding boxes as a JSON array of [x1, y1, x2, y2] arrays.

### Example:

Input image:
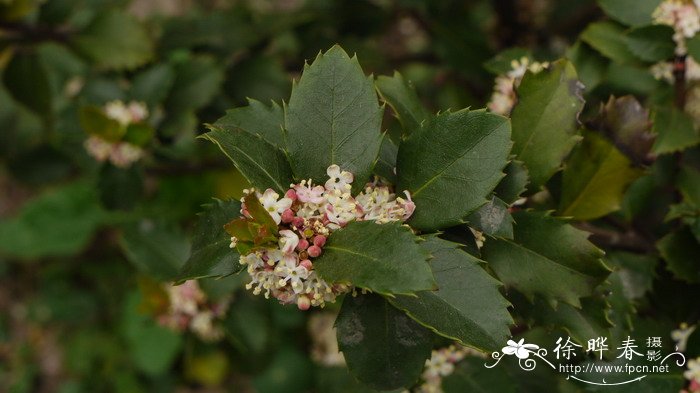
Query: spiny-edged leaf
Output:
[[598, 95, 654, 164], [484, 47, 532, 75], [465, 196, 514, 239], [625, 25, 675, 62], [558, 131, 643, 220], [597, 0, 661, 27], [0, 181, 104, 259], [285, 45, 383, 193], [314, 221, 436, 295], [606, 251, 658, 301], [510, 60, 584, 190], [202, 126, 293, 194], [119, 221, 191, 282], [657, 229, 700, 284], [651, 106, 700, 154], [72, 10, 153, 70], [177, 199, 244, 283], [213, 99, 284, 149], [2, 50, 52, 116], [580, 21, 639, 64], [397, 109, 511, 232], [604, 271, 636, 345], [495, 160, 529, 204], [388, 237, 512, 352], [374, 135, 398, 183], [79, 105, 124, 142], [123, 123, 154, 147], [527, 296, 612, 348], [335, 293, 433, 391], [375, 71, 429, 136], [481, 211, 610, 308]]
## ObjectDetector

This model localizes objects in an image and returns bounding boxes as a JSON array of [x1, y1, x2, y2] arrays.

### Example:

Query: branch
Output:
[[0, 21, 71, 43], [575, 222, 655, 253]]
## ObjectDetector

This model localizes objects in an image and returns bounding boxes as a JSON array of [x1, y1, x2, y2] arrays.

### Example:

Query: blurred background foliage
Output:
[[1, 0, 699, 392]]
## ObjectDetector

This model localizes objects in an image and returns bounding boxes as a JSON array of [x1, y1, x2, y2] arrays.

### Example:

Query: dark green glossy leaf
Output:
[[2, 51, 52, 116], [389, 237, 512, 352], [580, 21, 639, 64], [213, 99, 284, 149], [651, 106, 700, 154], [510, 60, 584, 190], [285, 45, 383, 192], [397, 109, 511, 231], [314, 221, 435, 295], [376, 71, 429, 136], [494, 160, 529, 205], [625, 25, 675, 62], [481, 211, 610, 308], [336, 293, 433, 391], [465, 196, 514, 239], [657, 228, 700, 284], [597, 0, 662, 27], [119, 221, 190, 281], [374, 135, 398, 183]]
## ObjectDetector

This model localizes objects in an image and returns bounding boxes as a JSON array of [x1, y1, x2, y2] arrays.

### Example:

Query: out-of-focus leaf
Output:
[[483, 47, 532, 75], [651, 106, 700, 154], [185, 350, 229, 387], [580, 22, 639, 64], [376, 71, 429, 136], [657, 229, 700, 283], [2, 51, 52, 116], [481, 211, 610, 308], [625, 25, 675, 62], [253, 346, 313, 393], [528, 296, 612, 347], [389, 237, 513, 352], [465, 196, 514, 238], [397, 109, 511, 231], [72, 10, 153, 70], [606, 252, 658, 300], [494, 160, 529, 204], [315, 221, 435, 295], [559, 131, 643, 220], [0, 181, 104, 259], [98, 164, 144, 211], [677, 165, 700, 206], [597, 0, 661, 27], [177, 199, 243, 282], [166, 56, 225, 113], [285, 45, 383, 193], [212, 99, 284, 149], [130, 63, 175, 107], [598, 96, 654, 163], [336, 293, 433, 391], [122, 123, 154, 147], [510, 60, 584, 190], [443, 357, 518, 393], [79, 105, 124, 142], [374, 135, 398, 183], [606, 63, 662, 95], [687, 34, 700, 63], [567, 41, 608, 92], [119, 221, 191, 281], [223, 294, 270, 354]]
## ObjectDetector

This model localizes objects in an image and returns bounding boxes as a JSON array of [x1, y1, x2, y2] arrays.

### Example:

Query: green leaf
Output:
[[130, 63, 175, 107], [122, 123, 154, 147], [223, 193, 279, 255], [72, 10, 153, 70], [285, 45, 383, 192], [376, 71, 429, 136], [388, 237, 512, 352], [625, 25, 675, 62], [651, 106, 700, 154], [481, 211, 610, 307], [510, 60, 584, 190], [213, 99, 284, 149], [606, 252, 658, 301], [465, 196, 514, 238], [202, 126, 294, 194], [580, 22, 639, 64], [657, 229, 700, 284], [528, 296, 612, 348], [2, 50, 52, 116], [0, 181, 104, 259], [314, 221, 436, 295], [494, 160, 529, 205], [687, 34, 700, 63], [598, 95, 654, 164], [223, 294, 271, 354], [678, 165, 700, 206], [443, 357, 518, 393], [177, 199, 243, 283], [397, 109, 511, 231], [374, 135, 398, 183], [335, 293, 433, 391], [558, 131, 643, 220], [166, 56, 225, 113], [79, 105, 124, 142], [119, 221, 191, 281], [566, 41, 608, 92], [597, 0, 662, 27]]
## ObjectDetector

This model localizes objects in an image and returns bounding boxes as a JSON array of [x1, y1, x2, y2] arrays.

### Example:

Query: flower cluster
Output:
[[653, 0, 700, 55], [684, 357, 700, 393], [409, 345, 484, 393], [488, 57, 549, 116], [83, 100, 148, 168], [231, 165, 416, 310], [157, 280, 229, 342]]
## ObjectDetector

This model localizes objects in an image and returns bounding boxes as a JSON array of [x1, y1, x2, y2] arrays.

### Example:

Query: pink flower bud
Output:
[[307, 245, 322, 258], [242, 208, 251, 218], [285, 189, 297, 201], [292, 217, 305, 228], [300, 259, 313, 270], [297, 295, 311, 310], [313, 235, 327, 247], [281, 209, 295, 223], [297, 239, 309, 251]]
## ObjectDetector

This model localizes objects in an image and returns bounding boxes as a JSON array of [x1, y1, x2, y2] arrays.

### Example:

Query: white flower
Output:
[[104, 100, 133, 125], [325, 164, 354, 191], [672, 323, 697, 352], [279, 230, 300, 254], [275, 254, 309, 293], [127, 101, 148, 122], [685, 357, 700, 383], [109, 142, 143, 168], [295, 180, 325, 204], [84, 136, 112, 162], [259, 188, 292, 224]]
